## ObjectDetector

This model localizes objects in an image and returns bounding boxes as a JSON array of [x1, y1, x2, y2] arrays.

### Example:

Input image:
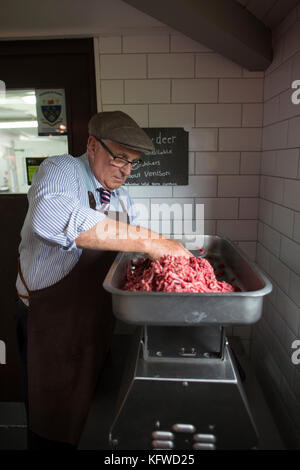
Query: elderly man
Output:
[[15, 111, 190, 450]]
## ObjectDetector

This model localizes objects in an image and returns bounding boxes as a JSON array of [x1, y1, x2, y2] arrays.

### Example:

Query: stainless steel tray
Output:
[[103, 235, 272, 326]]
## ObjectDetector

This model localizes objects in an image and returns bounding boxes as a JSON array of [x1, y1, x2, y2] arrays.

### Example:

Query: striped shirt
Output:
[[16, 153, 137, 302]]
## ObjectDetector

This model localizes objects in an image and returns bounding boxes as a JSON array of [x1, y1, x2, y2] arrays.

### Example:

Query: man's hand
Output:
[[144, 238, 193, 260]]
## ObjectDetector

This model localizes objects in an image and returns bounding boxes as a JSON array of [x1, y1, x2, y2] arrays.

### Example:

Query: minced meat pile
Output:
[[123, 255, 235, 293]]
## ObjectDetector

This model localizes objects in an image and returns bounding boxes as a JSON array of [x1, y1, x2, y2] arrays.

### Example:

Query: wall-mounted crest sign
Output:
[[36, 89, 67, 136]]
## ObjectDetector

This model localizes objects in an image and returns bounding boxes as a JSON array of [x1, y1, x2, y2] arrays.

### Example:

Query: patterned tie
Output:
[[97, 187, 111, 206]]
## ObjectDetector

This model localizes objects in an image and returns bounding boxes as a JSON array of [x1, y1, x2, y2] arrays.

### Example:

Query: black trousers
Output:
[[14, 298, 77, 450]]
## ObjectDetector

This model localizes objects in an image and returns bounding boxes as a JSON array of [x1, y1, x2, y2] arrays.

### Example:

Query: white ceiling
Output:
[[0, 0, 167, 39], [0, 0, 298, 40]]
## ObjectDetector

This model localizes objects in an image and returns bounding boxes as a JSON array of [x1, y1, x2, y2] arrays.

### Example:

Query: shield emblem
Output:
[[41, 105, 61, 124]]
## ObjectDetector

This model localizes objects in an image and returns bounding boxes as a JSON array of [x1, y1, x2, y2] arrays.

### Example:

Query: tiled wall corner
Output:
[[255, 3, 300, 449], [96, 30, 265, 363], [96, 29, 263, 260]]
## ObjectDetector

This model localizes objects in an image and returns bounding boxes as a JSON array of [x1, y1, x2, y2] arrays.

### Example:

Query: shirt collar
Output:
[[82, 152, 117, 197]]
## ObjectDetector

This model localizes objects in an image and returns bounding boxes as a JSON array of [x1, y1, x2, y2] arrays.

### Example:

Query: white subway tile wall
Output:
[[242, 103, 263, 127], [101, 80, 124, 104], [100, 24, 300, 445], [195, 53, 242, 77], [125, 79, 170, 104], [99, 36, 122, 54], [195, 103, 242, 127], [100, 54, 147, 79], [216, 219, 258, 241], [239, 198, 259, 219], [262, 120, 289, 150], [195, 152, 240, 174], [263, 95, 280, 125], [219, 128, 262, 151], [188, 128, 218, 151], [96, 30, 263, 365], [149, 104, 194, 127], [122, 34, 169, 53], [148, 53, 194, 78], [219, 78, 264, 103], [172, 79, 218, 103], [218, 175, 260, 197], [240, 152, 261, 174], [238, 241, 257, 261], [255, 3, 300, 448]]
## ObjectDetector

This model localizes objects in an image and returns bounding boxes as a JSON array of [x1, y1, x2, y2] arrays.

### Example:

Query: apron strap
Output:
[[88, 191, 96, 210], [17, 257, 30, 300], [116, 191, 129, 214]]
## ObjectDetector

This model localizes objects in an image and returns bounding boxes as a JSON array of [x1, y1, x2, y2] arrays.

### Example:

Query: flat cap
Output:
[[88, 111, 154, 152]]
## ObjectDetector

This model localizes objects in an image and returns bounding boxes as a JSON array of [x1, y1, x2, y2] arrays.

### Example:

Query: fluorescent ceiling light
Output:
[[0, 121, 38, 129], [22, 96, 36, 104], [19, 135, 52, 142], [0, 93, 36, 105]]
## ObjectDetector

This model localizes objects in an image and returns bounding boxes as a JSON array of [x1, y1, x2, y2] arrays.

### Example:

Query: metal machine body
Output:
[[109, 326, 258, 450], [103, 236, 272, 450]]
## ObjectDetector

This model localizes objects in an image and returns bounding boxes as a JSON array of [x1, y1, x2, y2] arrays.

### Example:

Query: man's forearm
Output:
[[75, 217, 157, 253], [76, 217, 193, 259]]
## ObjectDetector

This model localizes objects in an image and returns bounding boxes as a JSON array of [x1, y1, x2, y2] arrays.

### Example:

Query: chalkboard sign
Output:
[[125, 127, 188, 186]]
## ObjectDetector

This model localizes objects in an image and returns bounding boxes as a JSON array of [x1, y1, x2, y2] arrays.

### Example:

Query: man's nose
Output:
[[121, 163, 132, 176]]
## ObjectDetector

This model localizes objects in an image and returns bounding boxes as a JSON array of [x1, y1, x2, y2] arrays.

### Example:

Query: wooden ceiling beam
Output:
[[123, 0, 273, 70]]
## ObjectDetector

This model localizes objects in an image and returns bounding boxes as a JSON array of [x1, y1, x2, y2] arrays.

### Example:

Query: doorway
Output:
[[0, 38, 97, 400]]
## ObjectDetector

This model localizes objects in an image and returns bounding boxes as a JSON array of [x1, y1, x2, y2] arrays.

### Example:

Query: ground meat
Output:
[[123, 255, 235, 293]]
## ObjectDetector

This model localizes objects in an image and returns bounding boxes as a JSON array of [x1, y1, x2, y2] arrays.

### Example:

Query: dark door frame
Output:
[[0, 38, 97, 156], [0, 38, 97, 400]]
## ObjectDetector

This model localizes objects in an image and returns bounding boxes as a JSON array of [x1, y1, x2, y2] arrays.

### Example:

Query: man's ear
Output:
[[87, 136, 97, 160]]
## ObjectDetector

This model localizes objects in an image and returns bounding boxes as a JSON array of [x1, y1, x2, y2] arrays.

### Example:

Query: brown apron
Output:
[[18, 191, 129, 445]]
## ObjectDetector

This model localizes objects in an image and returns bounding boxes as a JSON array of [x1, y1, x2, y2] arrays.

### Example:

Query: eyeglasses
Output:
[[94, 137, 143, 170]]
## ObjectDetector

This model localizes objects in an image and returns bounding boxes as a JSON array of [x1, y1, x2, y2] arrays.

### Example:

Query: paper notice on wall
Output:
[[36, 89, 67, 136]]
